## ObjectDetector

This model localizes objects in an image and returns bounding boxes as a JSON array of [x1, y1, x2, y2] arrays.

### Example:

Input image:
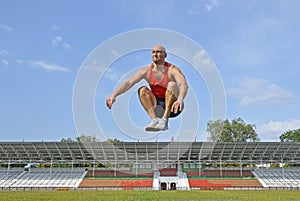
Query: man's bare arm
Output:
[[170, 65, 188, 113], [106, 67, 147, 109], [171, 66, 188, 101]]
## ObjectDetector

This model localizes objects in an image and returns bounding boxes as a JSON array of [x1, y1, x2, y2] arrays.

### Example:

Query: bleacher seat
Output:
[[0, 168, 87, 189], [253, 168, 300, 188]]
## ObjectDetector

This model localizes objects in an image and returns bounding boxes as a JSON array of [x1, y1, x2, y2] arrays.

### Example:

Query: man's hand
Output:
[[171, 100, 184, 114], [106, 96, 116, 109]]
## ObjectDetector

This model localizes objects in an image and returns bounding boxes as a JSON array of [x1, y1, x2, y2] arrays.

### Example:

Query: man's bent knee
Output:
[[138, 86, 149, 96], [166, 81, 179, 97]]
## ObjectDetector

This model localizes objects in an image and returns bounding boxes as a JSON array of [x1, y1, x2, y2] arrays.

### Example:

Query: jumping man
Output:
[[106, 45, 188, 131]]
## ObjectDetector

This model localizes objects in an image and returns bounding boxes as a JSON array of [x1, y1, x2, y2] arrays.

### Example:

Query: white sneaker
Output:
[[155, 118, 169, 131], [145, 119, 159, 132]]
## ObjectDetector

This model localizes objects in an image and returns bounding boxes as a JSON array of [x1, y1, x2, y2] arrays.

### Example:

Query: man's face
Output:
[[152, 47, 166, 64]]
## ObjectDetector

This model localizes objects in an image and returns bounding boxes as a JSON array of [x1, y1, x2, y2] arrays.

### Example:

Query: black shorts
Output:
[[154, 98, 182, 118]]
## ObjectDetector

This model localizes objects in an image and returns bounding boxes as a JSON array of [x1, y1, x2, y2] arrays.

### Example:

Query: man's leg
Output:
[[163, 82, 179, 119], [155, 82, 179, 130], [138, 86, 159, 130]]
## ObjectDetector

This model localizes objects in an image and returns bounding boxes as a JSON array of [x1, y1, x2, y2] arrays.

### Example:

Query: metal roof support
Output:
[[134, 143, 138, 163], [50, 158, 53, 175], [219, 159, 222, 178], [114, 159, 117, 177], [198, 159, 201, 177], [66, 143, 73, 160], [156, 143, 159, 166], [71, 160, 74, 174], [92, 160, 95, 177], [7, 160, 10, 175], [281, 156, 285, 179], [111, 144, 118, 161], [135, 160, 138, 178], [144, 142, 148, 161], [54, 142, 61, 159], [167, 143, 170, 161], [100, 143, 106, 161], [77, 142, 84, 160], [240, 158, 243, 177]]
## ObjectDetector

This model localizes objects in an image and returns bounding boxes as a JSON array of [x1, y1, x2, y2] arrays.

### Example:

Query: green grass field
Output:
[[0, 190, 299, 201]]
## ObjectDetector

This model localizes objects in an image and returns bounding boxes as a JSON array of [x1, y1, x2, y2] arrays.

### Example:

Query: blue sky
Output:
[[1, 0, 299, 142]]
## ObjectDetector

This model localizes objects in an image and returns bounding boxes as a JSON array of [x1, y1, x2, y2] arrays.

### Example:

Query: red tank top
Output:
[[149, 62, 169, 98]]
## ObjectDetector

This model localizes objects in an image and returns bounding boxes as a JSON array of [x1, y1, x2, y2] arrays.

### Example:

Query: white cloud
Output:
[[63, 42, 72, 50], [227, 78, 295, 107], [205, 0, 220, 11], [0, 50, 11, 67], [187, 1, 219, 15], [2, 59, 9, 67], [15, 60, 23, 64], [52, 36, 72, 50], [52, 36, 63, 46], [28, 60, 70, 72], [0, 24, 12, 32], [0, 49, 10, 57], [192, 50, 215, 73], [82, 58, 123, 81], [257, 119, 300, 141]]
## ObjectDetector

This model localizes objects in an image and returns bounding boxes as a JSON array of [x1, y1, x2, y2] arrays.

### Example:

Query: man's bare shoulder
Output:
[[136, 65, 150, 78], [169, 63, 183, 74], [138, 65, 150, 73]]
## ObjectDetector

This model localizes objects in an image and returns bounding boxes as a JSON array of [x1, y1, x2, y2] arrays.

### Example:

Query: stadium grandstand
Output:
[[0, 142, 299, 191]]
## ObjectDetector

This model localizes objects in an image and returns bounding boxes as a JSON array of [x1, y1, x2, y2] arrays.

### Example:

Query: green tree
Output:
[[106, 138, 121, 142], [60, 137, 75, 142], [279, 128, 300, 142], [76, 134, 99, 142], [207, 117, 259, 142]]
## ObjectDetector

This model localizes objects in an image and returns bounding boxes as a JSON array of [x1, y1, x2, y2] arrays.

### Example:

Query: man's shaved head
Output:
[[152, 45, 166, 53]]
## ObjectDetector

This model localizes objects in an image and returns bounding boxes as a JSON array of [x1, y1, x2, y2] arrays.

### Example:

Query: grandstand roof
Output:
[[0, 142, 299, 164]]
